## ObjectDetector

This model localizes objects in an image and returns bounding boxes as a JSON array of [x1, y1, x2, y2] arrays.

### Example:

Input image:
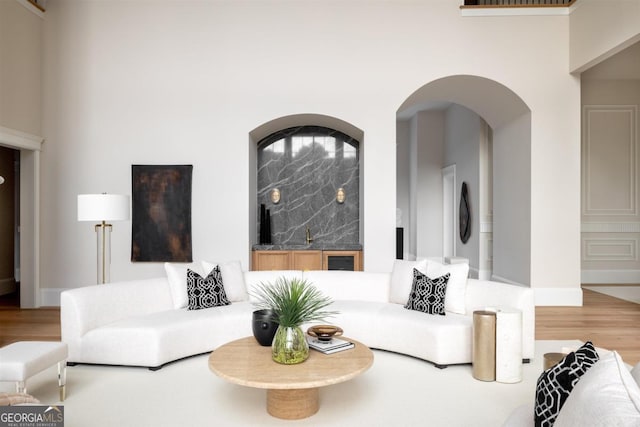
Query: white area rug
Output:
[[1, 340, 581, 427], [583, 286, 640, 304]]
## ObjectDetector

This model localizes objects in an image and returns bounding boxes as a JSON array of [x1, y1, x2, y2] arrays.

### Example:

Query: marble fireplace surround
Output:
[[255, 126, 360, 250]]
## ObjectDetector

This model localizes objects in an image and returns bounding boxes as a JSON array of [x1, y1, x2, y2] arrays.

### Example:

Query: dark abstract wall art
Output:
[[459, 182, 471, 244], [131, 165, 193, 262]]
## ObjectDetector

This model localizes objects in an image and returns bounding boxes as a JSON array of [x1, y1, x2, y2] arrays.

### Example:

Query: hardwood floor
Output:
[[536, 288, 640, 365], [0, 288, 638, 365]]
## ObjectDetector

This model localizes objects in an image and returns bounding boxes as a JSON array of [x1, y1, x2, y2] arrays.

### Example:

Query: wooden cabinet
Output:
[[252, 250, 362, 271], [251, 251, 290, 271], [291, 251, 322, 270]]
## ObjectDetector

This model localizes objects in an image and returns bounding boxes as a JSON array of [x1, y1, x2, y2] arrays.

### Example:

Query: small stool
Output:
[[0, 341, 68, 401]]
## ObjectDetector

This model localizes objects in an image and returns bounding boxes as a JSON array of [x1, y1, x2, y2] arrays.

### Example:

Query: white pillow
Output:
[[164, 262, 203, 309], [425, 260, 469, 315], [389, 259, 428, 304], [202, 260, 249, 302], [554, 351, 640, 427]]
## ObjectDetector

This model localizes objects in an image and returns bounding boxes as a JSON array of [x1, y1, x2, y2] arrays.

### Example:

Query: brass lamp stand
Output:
[[78, 194, 130, 284]]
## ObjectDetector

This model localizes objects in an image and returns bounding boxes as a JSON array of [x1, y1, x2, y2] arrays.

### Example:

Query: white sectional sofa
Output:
[[60, 261, 535, 370]]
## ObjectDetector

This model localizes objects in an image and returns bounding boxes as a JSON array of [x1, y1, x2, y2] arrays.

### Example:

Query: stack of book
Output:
[[306, 336, 355, 354]]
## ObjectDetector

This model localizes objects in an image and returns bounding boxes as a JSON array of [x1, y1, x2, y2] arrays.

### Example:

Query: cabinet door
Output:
[[252, 251, 290, 271], [291, 251, 322, 271]]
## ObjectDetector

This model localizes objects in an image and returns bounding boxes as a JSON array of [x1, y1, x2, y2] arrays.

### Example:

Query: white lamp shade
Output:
[[78, 194, 130, 222]]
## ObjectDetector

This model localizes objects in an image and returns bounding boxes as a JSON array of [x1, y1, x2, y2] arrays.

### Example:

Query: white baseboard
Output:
[[40, 288, 66, 307], [581, 270, 640, 284], [490, 274, 583, 306], [533, 287, 583, 306], [490, 274, 526, 287], [0, 278, 17, 296]]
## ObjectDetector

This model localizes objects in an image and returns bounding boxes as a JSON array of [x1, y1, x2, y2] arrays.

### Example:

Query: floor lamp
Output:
[[77, 194, 130, 284]]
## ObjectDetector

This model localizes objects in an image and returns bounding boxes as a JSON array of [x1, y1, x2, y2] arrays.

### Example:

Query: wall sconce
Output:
[[270, 188, 281, 204], [336, 187, 346, 204], [0, 176, 4, 185]]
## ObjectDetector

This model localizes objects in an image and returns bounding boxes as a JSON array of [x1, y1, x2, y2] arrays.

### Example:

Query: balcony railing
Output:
[[463, 0, 576, 6]]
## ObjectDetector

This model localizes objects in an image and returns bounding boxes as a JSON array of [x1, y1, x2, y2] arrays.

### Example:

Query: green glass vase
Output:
[[271, 325, 309, 364]]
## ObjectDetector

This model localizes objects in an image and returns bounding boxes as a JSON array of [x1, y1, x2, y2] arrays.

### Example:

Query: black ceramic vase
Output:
[[252, 309, 279, 346]]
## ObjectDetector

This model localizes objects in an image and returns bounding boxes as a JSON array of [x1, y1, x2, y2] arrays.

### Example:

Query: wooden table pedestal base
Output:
[[267, 388, 319, 420]]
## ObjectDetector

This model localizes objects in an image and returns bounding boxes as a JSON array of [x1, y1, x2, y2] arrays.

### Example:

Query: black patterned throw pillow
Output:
[[186, 266, 230, 311], [534, 341, 599, 427], [403, 268, 449, 316]]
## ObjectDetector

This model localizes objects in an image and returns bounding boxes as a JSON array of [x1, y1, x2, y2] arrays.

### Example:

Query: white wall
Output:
[[396, 120, 410, 259], [0, 0, 42, 136], [444, 104, 481, 273], [0, 0, 44, 308], [570, 0, 640, 73], [38, 1, 583, 305], [493, 113, 531, 287], [581, 78, 640, 283], [416, 111, 445, 260]]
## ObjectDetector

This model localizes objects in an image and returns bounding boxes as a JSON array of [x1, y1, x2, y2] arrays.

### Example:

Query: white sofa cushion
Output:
[[307, 300, 473, 366], [164, 262, 203, 309], [202, 260, 249, 302], [77, 302, 254, 368], [555, 351, 640, 427], [302, 270, 390, 303], [426, 260, 469, 315], [389, 259, 428, 304]]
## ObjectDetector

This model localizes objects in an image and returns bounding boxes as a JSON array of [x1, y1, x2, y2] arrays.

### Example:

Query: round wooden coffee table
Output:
[[208, 336, 374, 420]]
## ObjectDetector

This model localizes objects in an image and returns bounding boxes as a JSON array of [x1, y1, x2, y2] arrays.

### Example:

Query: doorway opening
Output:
[[0, 126, 43, 308], [396, 74, 531, 284], [0, 147, 19, 307]]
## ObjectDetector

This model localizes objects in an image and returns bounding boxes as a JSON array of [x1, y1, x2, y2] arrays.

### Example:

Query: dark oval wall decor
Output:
[[459, 182, 471, 244]]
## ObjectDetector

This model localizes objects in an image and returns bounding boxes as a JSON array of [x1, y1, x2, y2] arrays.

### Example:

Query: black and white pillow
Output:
[[403, 268, 450, 316], [534, 341, 599, 427], [186, 266, 230, 311]]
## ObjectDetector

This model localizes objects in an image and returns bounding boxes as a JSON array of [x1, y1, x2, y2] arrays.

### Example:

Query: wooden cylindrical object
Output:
[[543, 352, 567, 371], [267, 388, 319, 420], [473, 310, 496, 381]]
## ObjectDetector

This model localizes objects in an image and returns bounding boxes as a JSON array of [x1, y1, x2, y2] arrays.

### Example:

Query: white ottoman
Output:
[[0, 341, 68, 401]]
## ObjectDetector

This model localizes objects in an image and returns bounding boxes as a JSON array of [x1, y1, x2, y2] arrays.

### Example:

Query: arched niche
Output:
[[397, 75, 533, 286], [248, 114, 364, 253], [250, 113, 364, 143]]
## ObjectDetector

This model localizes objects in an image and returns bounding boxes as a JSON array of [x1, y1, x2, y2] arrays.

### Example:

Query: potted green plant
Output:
[[252, 276, 336, 364]]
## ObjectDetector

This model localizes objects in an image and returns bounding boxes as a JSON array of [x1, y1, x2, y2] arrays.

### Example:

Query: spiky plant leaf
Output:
[[251, 276, 337, 327]]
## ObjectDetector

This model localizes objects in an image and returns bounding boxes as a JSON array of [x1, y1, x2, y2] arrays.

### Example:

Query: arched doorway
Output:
[[396, 75, 532, 285]]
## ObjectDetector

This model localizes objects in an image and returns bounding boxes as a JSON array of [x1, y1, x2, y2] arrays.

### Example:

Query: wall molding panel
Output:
[[582, 269, 640, 284], [582, 222, 640, 233], [583, 237, 638, 262], [582, 105, 637, 217]]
